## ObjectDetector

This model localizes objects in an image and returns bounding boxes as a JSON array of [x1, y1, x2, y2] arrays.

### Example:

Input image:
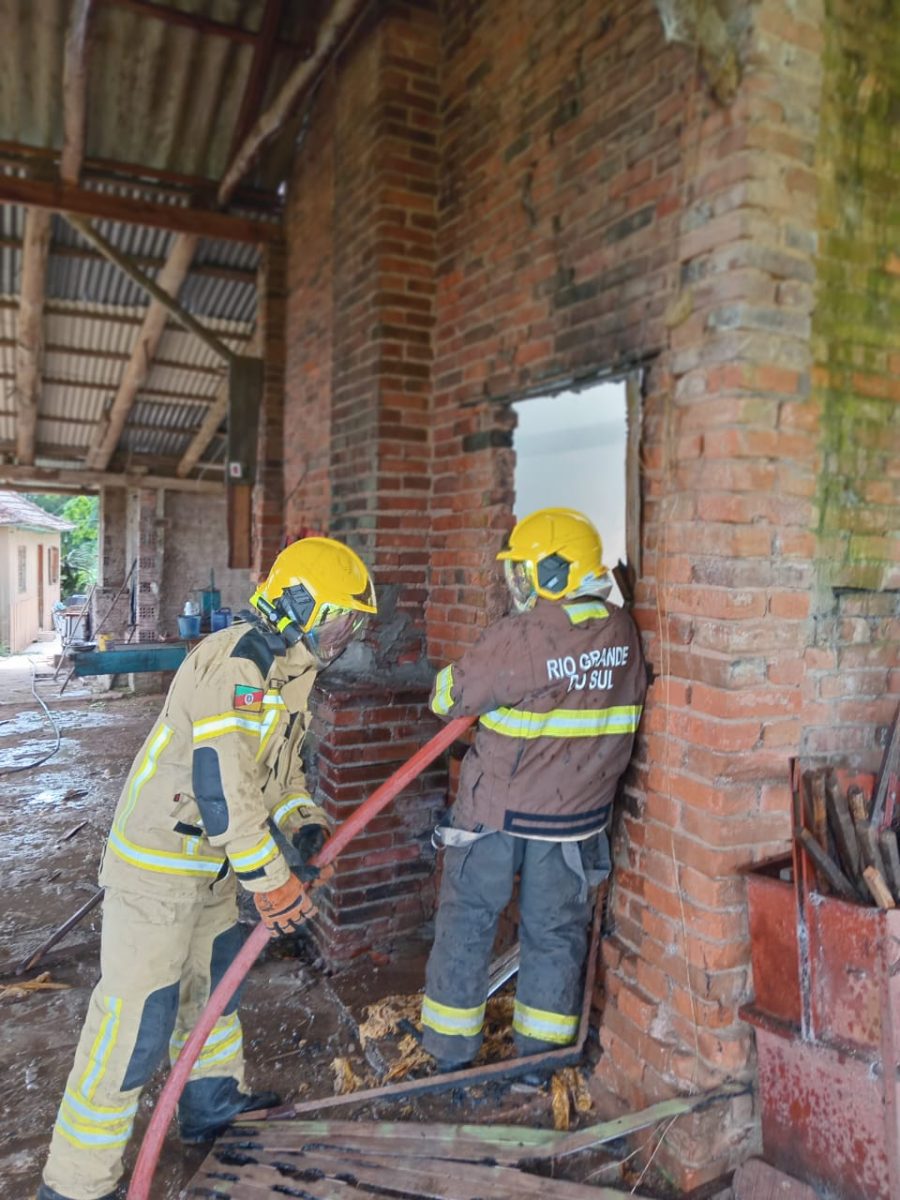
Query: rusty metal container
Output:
[[742, 855, 900, 1200]]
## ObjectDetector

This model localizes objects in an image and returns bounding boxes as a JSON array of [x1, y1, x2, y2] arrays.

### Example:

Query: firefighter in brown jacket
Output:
[[39, 537, 376, 1200], [421, 508, 645, 1069]]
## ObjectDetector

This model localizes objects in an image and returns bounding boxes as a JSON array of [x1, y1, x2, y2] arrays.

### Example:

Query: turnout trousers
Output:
[[42, 877, 246, 1200], [421, 829, 608, 1064]]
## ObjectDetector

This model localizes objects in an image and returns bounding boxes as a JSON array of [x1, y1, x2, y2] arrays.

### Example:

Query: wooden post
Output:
[[14, 208, 52, 465]]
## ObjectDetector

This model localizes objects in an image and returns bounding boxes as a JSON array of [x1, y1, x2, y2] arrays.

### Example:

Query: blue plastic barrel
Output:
[[211, 608, 232, 631], [177, 614, 201, 639]]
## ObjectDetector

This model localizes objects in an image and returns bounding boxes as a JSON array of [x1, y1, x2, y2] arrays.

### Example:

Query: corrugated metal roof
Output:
[[0, 0, 309, 186], [0, 0, 310, 475]]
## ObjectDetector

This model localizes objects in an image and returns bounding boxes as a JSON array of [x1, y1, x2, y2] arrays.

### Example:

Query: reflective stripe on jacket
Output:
[[429, 598, 646, 837], [99, 619, 326, 895]]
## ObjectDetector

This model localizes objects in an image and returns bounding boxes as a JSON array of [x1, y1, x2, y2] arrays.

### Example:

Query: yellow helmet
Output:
[[251, 537, 377, 660], [496, 507, 606, 611]]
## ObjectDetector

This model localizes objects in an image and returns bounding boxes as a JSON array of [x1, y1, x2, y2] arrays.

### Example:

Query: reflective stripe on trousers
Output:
[[42, 881, 246, 1200], [421, 828, 605, 1062]]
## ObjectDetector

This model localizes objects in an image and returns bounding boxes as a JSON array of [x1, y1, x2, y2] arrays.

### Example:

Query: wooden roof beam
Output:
[[61, 0, 96, 185], [66, 218, 237, 365], [229, 0, 285, 159], [0, 236, 256, 284], [70, 227, 200, 470], [218, 0, 365, 204], [0, 460, 223, 493], [14, 208, 52, 465], [103, 0, 271, 44], [0, 176, 278, 243]]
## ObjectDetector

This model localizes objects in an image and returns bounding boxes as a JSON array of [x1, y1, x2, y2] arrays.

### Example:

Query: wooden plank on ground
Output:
[[188, 1146, 652, 1199]]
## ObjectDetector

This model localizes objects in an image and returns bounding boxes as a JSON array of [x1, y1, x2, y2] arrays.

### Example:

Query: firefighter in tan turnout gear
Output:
[[421, 508, 645, 1069], [39, 537, 376, 1200]]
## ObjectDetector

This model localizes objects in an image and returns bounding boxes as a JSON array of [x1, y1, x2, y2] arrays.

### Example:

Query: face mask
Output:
[[305, 608, 367, 664]]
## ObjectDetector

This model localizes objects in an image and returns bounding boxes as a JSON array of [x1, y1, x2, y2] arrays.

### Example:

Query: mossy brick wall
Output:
[[277, 0, 899, 1187], [802, 0, 900, 760]]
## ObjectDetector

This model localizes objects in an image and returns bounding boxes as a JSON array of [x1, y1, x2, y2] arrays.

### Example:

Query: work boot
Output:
[[179, 1089, 281, 1144], [37, 1185, 121, 1200]]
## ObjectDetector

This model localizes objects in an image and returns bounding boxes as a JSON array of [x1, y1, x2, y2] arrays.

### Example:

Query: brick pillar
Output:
[[252, 239, 287, 579], [594, 0, 825, 1186], [284, 1, 443, 958], [308, 681, 446, 960]]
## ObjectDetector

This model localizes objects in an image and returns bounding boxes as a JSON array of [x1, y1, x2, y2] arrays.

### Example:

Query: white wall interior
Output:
[[513, 381, 628, 604]]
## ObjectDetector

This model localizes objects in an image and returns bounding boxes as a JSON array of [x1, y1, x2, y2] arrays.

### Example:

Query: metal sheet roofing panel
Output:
[[129, 399, 209, 430], [38, 416, 93, 452], [41, 382, 109, 426], [156, 321, 251, 366], [0, 1, 66, 150], [43, 348, 123, 389], [120, 425, 190, 459], [144, 362, 224, 397], [86, 2, 260, 181], [44, 308, 141, 356], [179, 273, 257, 324]]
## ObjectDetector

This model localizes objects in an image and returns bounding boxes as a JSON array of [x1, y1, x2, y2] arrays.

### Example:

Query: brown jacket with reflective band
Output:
[[99, 618, 327, 897], [429, 599, 646, 838]]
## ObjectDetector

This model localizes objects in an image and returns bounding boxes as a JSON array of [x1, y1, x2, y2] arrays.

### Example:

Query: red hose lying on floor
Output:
[[127, 714, 473, 1200]]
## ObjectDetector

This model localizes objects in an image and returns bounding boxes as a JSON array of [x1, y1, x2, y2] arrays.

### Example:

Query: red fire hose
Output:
[[127, 714, 473, 1200]]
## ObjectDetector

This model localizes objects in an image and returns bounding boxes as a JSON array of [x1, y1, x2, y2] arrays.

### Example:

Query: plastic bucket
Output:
[[211, 608, 232, 632], [177, 614, 201, 639]]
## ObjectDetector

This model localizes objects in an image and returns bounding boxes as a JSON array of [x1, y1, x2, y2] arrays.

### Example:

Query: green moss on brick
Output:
[[813, 0, 900, 590]]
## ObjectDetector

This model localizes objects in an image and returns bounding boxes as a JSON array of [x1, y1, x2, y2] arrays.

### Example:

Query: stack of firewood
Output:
[[797, 767, 900, 908]]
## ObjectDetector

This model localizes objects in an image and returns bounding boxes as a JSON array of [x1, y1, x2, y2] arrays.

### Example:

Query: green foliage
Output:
[[27, 493, 100, 596]]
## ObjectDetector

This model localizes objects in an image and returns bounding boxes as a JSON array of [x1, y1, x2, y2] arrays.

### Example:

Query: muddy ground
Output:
[[0, 644, 705, 1200]]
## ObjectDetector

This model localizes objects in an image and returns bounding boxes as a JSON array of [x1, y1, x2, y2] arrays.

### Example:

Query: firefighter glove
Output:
[[254, 875, 316, 937], [291, 823, 328, 881]]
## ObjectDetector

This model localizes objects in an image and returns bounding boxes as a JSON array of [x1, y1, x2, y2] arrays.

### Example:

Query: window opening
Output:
[[512, 380, 634, 606]]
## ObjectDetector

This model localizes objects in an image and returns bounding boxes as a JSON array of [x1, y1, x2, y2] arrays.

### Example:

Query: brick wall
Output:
[[278, 0, 900, 1185]]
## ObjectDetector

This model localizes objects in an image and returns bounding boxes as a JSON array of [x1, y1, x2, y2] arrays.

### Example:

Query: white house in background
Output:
[[0, 493, 72, 654]]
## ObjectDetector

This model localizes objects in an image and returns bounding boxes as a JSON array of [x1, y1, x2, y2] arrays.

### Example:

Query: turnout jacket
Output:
[[99, 618, 326, 897], [430, 598, 645, 839]]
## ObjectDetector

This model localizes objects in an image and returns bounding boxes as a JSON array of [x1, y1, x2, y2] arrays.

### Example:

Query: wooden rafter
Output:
[[0, 234, 256, 284], [66, 218, 237, 365], [61, 0, 95, 185], [14, 209, 53, 466], [0, 176, 278, 243], [218, 0, 364, 204], [103, 0, 267, 44], [72, 229, 200, 470], [229, 0, 285, 159], [0, 140, 280, 212], [0, 375, 217, 406], [0, 460, 223, 494]]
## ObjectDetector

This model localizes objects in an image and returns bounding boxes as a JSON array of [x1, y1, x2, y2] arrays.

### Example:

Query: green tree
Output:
[[27, 493, 99, 595]]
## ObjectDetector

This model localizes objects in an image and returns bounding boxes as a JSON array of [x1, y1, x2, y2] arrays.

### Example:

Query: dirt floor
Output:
[[0, 641, 720, 1200]]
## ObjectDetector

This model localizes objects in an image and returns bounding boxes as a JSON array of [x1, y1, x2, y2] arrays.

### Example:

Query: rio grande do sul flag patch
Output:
[[233, 685, 264, 713]]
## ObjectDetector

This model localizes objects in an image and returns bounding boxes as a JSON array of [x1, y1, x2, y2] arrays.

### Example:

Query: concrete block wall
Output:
[[275, 0, 900, 1185], [160, 492, 254, 636]]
